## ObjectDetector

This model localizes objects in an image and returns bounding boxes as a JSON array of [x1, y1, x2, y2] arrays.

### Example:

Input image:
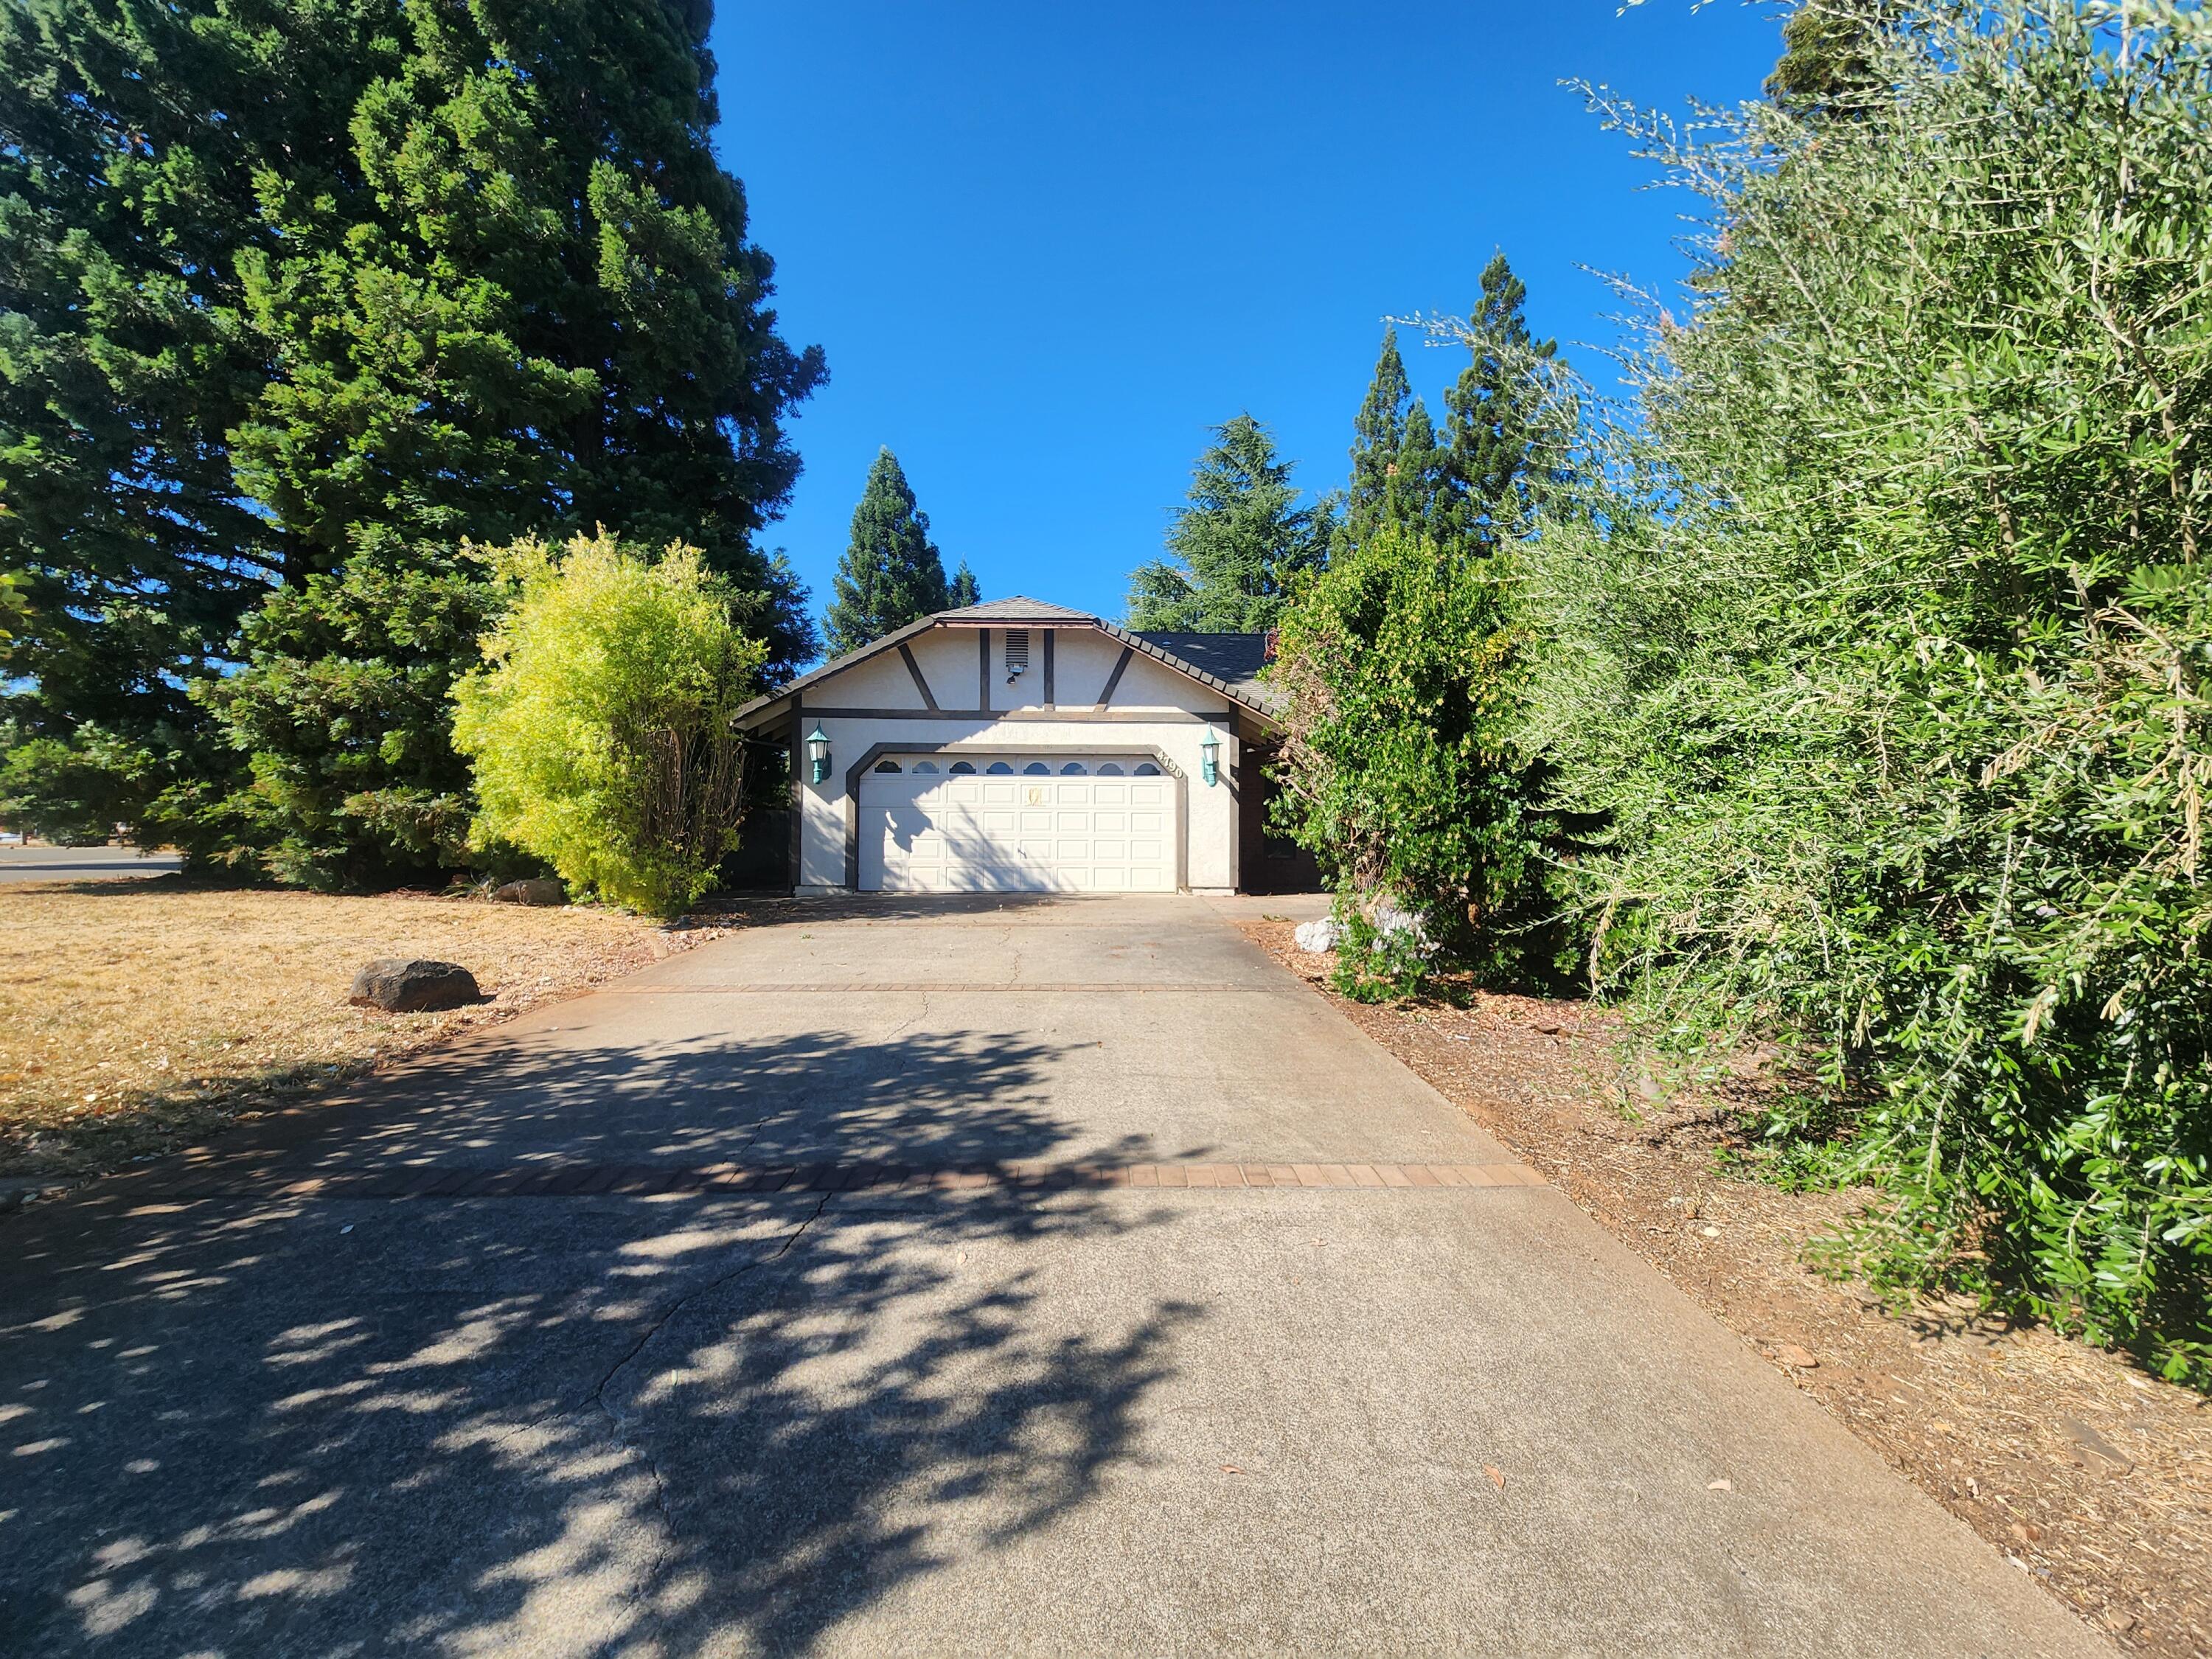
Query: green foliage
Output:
[[1535, 4, 2212, 1380], [0, 0, 354, 849], [1766, 0, 1902, 116], [199, 534, 502, 889], [1439, 253, 1565, 552], [0, 721, 148, 843], [1348, 330, 1413, 516], [1340, 262, 1562, 566], [1340, 331, 1455, 552], [0, 570, 25, 646], [1270, 526, 1565, 989], [947, 560, 982, 609], [1277, 255, 1575, 995], [1327, 906, 1449, 1004], [0, 0, 821, 879], [1127, 414, 1331, 632], [826, 450, 951, 653], [452, 532, 766, 919]]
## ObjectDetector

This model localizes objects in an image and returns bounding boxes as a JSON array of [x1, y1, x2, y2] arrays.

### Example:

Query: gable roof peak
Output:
[[936, 595, 1096, 622], [730, 596, 1284, 729]]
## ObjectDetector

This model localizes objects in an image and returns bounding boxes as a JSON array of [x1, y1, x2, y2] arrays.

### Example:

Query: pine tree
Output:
[[1384, 400, 1455, 545], [1343, 329, 1412, 534], [947, 560, 981, 608], [1276, 250, 1575, 989], [0, 1, 380, 852], [1, 0, 825, 886], [1766, 0, 1899, 116], [1442, 252, 1565, 552], [1339, 328, 1454, 553], [1127, 415, 1329, 633], [825, 450, 950, 655]]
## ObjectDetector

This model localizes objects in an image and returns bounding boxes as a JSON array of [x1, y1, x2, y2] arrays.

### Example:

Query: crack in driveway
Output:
[[585, 1192, 834, 1607]]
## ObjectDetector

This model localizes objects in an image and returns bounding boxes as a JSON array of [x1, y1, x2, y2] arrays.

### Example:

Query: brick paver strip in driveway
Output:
[[0, 893, 2110, 1657], [103, 1159, 1551, 1203]]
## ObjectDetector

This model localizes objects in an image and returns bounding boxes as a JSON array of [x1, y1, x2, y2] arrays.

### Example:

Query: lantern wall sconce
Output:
[[804, 725, 831, 785], [1200, 726, 1221, 787]]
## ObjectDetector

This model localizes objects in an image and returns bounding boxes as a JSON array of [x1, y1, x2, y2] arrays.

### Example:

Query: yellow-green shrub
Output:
[[451, 532, 765, 917]]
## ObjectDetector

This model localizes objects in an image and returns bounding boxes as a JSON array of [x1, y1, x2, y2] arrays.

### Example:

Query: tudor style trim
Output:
[[1095, 645, 1135, 710], [896, 642, 939, 711], [731, 598, 1279, 734], [786, 700, 804, 890], [752, 598, 1269, 895]]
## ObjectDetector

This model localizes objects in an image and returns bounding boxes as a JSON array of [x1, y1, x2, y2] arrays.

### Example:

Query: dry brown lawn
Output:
[[0, 877, 708, 1179]]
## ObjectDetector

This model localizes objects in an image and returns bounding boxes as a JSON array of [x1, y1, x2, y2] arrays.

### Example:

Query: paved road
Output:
[[0, 895, 2105, 1656], [0, 844, 183, 883]]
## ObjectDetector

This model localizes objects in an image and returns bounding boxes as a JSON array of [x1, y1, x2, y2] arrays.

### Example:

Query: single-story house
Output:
[[731, 596, 1318, 895]]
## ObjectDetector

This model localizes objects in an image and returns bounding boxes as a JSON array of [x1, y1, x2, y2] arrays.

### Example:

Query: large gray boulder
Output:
[[349, 959, 481, 1012], [491, 877, 567, 906]]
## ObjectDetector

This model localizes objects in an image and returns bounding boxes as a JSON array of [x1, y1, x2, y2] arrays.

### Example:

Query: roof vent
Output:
[[1005, 629, 1029, 684]]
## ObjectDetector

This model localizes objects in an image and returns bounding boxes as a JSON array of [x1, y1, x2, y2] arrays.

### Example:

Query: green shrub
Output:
[[451, 532, 766, 917], [204, 538, 498, 889], [1269, 526, 1570, 992], [1531, 3, 2212, 1380], [0, 723, 145, 844]]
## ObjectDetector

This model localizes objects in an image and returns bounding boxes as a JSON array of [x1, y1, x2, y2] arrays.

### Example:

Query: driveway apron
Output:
[[0, 894, 2107, 1656]]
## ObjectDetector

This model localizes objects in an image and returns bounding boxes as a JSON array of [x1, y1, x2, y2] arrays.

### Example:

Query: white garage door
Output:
[[858, 756, 1175, 893]]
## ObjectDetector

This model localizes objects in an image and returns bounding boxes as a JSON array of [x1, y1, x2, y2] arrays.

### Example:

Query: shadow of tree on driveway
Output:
[[176, 1015, 1149, 1180], [0, 1026, 1190, 1655]]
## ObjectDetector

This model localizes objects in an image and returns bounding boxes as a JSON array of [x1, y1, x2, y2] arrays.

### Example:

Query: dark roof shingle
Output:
[[1132, 631, 1270, 689], [936, 596, 1096, 622]]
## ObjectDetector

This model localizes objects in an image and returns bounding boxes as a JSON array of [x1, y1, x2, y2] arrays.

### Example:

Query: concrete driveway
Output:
[[0, 895, 2104, 1656]]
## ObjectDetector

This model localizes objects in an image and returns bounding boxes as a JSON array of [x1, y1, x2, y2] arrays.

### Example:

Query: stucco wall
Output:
[[787, 625, 1247, 892]]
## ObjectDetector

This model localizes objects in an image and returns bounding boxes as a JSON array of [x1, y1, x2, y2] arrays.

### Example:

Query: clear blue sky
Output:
[[712, 1, 1784, 637]]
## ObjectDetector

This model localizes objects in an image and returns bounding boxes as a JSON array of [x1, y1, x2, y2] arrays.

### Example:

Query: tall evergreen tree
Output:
[[1336, 275, 1558, 563], [1766, 0, 1900, 116], [1127, 415, 1329, 633], [1338, 328, 1458, 552], [0, 1, 375, 849], [1274, 250, 1576, 991], [947, 560, 981, 608], [1441, 252, 1565, 550], [1384, 400, 1456, 545], [0, 0, 824, 886], [1343, 329, 1412, 529], [824, 449, 950, 655]]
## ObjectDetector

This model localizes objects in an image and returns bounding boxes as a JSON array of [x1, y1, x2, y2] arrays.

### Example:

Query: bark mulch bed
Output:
[[1242, 918, 2212, 1658]]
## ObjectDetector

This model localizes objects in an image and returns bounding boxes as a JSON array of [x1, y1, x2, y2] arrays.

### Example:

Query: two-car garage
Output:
[[856, 755, 1176, 893]]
